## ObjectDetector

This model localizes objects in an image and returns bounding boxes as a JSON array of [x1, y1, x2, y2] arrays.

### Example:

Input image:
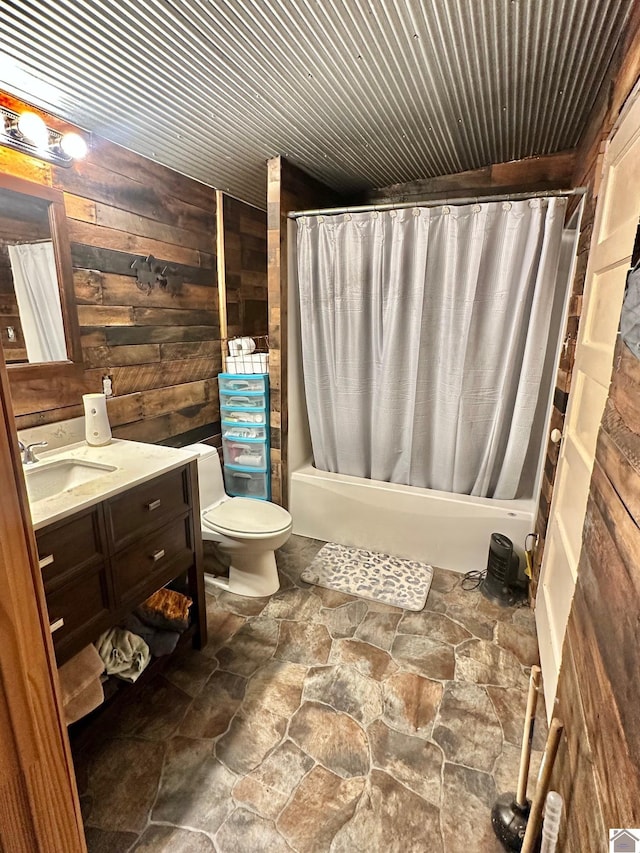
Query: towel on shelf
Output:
[[122, 613, 180, 657], [58, 644, 105, 725], [134, 587, 192, 633], [96, 627, 150, 683]]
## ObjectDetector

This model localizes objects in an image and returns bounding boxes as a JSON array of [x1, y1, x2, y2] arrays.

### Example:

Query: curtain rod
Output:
[[288, 187, 586, 219]]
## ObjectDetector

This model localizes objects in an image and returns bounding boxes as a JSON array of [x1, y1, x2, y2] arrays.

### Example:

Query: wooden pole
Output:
[[521, 717, 564, 853], [516, 665, 542, 806]]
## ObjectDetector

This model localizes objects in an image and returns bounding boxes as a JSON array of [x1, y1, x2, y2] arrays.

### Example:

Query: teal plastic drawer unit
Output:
[[218, 372, 270, 500]]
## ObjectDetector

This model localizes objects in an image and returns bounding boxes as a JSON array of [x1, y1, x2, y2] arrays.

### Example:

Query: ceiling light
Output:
[[0, 106, 88, 167], [60, 131, 88, 160], [17, 111, 48, 148]]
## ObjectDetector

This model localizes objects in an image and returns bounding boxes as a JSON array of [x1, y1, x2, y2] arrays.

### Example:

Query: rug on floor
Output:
[[301, 542, 434, 611]]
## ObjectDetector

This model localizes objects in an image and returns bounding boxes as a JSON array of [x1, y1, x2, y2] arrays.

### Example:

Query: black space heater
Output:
[[480, 533, 527, 607]]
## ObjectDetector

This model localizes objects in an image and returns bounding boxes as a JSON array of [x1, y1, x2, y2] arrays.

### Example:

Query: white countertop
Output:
[[27, 439, 198, 531]]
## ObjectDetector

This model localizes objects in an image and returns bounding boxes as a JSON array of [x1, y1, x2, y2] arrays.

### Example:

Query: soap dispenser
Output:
[[83, 393, 112, 446]]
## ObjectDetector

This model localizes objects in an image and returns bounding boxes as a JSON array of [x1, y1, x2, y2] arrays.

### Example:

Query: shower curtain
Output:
[[8, 241, 67, 362], [296, 198, 566, 500]]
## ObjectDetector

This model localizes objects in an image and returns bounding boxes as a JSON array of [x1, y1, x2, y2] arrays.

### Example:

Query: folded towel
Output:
[[65, 678, 105, 726], [134, 587, 192, 633], [123, 613, 180, 657], [96, 627, 150, 683], [58, 644, 105, 725]]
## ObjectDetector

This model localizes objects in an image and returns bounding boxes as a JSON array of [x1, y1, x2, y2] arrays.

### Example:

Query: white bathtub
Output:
[[289, 463, 535, 574]]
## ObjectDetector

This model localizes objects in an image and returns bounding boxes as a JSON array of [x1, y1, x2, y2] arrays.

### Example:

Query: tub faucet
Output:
[[17, 440, 48, 465]]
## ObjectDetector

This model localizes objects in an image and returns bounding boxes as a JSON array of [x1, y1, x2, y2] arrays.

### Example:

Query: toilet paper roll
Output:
[[228, 336, 256, 356]]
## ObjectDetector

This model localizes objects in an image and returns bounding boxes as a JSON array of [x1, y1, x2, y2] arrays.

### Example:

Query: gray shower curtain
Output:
[[296, 198, 566, 500]]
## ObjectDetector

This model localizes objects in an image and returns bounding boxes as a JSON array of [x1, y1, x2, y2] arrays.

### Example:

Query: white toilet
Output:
[[187, 443, 292, 597]]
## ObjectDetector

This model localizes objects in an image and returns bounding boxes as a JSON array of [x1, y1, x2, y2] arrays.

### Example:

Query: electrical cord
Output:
[[461, 569, 486, 590]]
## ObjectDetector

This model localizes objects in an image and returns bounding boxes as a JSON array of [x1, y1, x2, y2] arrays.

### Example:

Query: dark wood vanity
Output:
[[36, 461, 206, 666]]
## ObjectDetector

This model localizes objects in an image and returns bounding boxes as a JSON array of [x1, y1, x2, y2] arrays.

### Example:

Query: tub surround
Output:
[[291, 463, 534, 574], [23, 438, 198, 531]]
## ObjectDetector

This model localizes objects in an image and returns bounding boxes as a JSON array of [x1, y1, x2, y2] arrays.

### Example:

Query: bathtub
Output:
[[289, 463, 535, 574]]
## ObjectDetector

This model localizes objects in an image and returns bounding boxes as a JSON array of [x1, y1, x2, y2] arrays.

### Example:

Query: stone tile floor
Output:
[[73, 535, 546, 853]]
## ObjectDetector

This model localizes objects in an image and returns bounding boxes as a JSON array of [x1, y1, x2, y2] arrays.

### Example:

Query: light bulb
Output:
[[60, 131, 87, 160], [17, 111, 49, 148]]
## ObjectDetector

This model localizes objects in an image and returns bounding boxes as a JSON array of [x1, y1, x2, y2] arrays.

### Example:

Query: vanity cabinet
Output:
[[36, 462, 206, 665]]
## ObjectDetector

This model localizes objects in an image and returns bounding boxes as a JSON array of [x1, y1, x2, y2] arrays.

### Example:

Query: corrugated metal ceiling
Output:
[[0, 0, 633, 208]]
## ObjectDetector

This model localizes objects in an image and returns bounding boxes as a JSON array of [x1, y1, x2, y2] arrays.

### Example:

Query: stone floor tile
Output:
[[398, 610, 473, 645], [423, 588, 448, 613], [102, 676, 192, 742], [162, 647, 220, 698], [318, 599, 369, 638], [132, 824, 216, 852], [353, 610, 402, 650], [242, 659, 308, 717], [367, 719, 443, 805], [203, 598, 246, 654], [432, 682, 503, 772], [494, 621, 540, 667], [382, 671, 443, 738], [455, 639, 527, 688], [430, 567, 460, 593], [289, 701, 369, 778], [216, 808, 293, 852], [302, 664, 384, 726], [85, 737, 165, 833], [486, 685, 529, 746], [216, 617, 279, 676], [277, 766, 365, 852], [152, 737, 236, 834], [445, 603, 496, 640], [262, 587, 323, 622], [390, 633, 456, 679], [73, 535, 543, 853], [275, 620, 332, 665], [179, 669, 246, 739], [85, 827, 138, 853], [492, 741, 543, 803], [216, 705, 287, 775], [330, 769, 443, 853], [441, 763, 501, 853], [214, 589, 271, 618], [328, 638, 398, 681], [232, 739, 315, 820]]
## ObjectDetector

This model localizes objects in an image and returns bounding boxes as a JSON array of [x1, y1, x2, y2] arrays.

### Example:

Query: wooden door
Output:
[[0, 351, 85, 850], [536, 91, 640, 714]]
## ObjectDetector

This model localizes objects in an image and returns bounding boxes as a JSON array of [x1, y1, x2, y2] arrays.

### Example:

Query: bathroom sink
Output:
[[24, 458, 117, 503]]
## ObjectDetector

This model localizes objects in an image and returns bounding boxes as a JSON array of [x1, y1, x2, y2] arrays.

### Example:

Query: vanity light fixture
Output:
[[0, 106, 88, 167]]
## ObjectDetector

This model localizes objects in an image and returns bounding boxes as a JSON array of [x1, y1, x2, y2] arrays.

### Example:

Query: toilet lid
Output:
[[203, 498, 291, 534]]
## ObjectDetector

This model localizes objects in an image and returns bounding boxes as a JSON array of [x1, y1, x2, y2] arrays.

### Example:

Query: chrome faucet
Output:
[[17, 440, 48, 465]]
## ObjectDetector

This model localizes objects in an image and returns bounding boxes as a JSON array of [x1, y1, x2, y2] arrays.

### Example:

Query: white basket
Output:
[[225, 353, 269, 374]]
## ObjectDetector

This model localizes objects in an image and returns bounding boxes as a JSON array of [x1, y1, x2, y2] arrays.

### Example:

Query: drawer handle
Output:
[[39, 554, 54, 570], [151, 549, 165, 562], [49, 617, 64, 634], [147, 499, 162, 511]]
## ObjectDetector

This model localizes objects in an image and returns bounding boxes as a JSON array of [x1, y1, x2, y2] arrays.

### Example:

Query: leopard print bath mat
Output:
[[301, 542, 433, 611]]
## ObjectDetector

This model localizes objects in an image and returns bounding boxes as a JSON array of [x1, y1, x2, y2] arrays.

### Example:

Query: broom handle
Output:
[[516, 665, 541, 807], [521, 717, 564, 853]]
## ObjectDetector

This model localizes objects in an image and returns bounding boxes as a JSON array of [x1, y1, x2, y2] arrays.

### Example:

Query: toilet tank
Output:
[[185, 443, 226, 509]]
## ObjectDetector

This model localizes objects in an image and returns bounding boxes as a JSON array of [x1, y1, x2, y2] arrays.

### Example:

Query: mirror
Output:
[[0, 173, 81, 371]]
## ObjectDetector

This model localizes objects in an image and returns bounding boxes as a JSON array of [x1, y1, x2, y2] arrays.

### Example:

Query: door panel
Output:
[[536, 91, 640, 715]]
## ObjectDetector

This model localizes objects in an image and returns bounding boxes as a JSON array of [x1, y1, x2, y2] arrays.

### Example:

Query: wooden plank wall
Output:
[[0, 92, 222, 446], [222, 195, 268, 339], [266, 157, 342, 506], [364, 149, 576, 204], [542, 10, 640, 850]]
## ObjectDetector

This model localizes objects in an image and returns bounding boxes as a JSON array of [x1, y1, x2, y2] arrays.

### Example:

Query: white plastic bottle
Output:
[[540, 791, 563, 853]]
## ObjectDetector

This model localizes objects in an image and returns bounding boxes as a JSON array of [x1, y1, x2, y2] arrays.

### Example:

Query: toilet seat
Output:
[[202, 497, 291, 536]]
